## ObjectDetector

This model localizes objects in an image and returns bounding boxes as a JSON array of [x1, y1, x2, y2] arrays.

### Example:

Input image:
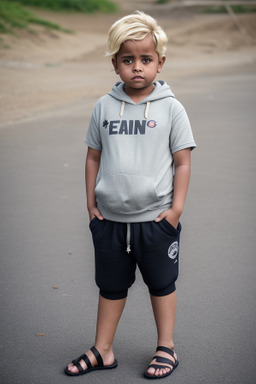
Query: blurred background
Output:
[[0, 0, 255, 124], [1, 2, 256, 384]]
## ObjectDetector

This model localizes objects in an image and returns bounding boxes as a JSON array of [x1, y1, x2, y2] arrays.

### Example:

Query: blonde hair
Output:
[[106, 11, 168, 59]]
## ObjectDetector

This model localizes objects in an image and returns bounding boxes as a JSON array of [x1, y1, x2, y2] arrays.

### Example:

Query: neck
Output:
[[124, 83, 155, 103]]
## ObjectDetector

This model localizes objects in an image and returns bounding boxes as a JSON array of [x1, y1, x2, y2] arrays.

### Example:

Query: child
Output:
[[65, 11, 196, 379]]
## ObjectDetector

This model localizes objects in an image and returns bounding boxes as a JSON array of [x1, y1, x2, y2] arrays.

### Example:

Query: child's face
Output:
[[112, 35, 165, 96]]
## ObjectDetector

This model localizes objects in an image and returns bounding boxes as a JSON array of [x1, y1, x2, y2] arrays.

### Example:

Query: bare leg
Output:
[[95, 294, 126, 351], [67, 294, 126, 373], [147, 291, 178, 377]]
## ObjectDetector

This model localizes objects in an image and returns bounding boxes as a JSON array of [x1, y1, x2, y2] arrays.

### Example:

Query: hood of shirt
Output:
[[108, 80, 175, 119]]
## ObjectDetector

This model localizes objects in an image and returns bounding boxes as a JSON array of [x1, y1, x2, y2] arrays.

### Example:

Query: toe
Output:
[[163, 367, 170, 375], [67, 364, 79, 374], [147, 366, 156, 376]]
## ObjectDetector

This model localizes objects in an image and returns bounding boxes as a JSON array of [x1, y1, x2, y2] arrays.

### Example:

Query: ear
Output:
[[157, 56, 166, 73], [112, 58, 119, 74]]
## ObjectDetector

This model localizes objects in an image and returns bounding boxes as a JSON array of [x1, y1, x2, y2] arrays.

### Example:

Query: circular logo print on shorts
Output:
[[168, 241, 179, 259], [147, 120, 157, 128]]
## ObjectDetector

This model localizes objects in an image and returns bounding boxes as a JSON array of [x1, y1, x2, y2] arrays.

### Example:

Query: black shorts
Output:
[[89, 218, 182, 300]]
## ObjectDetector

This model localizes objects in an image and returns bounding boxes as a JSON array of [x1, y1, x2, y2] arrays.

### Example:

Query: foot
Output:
[[66, 347, 115, 375], [146, 346, 178, 378]]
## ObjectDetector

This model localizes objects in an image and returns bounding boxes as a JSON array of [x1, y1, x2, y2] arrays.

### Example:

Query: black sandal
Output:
[[144, 346, 179, 380], [64, 346, 118, 376]]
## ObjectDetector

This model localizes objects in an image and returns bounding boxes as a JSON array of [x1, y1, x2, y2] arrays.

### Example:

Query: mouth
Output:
[[132, 76, 144, 80]]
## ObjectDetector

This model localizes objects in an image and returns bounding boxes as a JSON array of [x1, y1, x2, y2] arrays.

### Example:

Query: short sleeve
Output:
[[84, 106, 102, 151], [170, 103, 196, 153]]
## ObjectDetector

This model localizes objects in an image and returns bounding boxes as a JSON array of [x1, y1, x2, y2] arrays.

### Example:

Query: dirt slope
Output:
[[0, 4, 255, 124]]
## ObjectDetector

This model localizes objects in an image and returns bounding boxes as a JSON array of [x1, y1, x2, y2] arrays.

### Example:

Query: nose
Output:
[[133, 60, 142, 72]]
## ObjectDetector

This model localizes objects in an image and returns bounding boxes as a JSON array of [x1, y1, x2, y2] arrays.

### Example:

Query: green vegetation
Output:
[[7, 0, 118, 13], [203, 5, 256, 14], [156, 0, 169, 4], [0, 0, 118, 36], [0, 1, 72, 34]]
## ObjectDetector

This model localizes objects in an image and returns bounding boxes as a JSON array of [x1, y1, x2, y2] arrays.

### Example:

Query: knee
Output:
[[100, 289, 128, 300], [149, 283, 176, 297]]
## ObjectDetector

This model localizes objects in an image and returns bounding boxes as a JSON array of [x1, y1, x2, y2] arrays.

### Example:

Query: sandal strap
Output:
[[148, 363, 172, 371], [72, 353, 92, 372], [154, 356, 175, 367], [90, 346, 103, 367], [156, 346, 175, 358]]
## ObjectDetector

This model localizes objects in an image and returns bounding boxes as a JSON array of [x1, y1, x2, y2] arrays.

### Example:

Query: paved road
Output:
[[1, 63, 256, 384]]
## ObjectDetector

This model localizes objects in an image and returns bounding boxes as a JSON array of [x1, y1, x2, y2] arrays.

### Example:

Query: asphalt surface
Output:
[[1, 64, 256, 384]]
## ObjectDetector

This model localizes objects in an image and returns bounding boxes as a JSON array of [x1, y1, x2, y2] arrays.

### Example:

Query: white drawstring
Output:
[[145, 101, 150, 119], [120, 101, 125, 117], [126, 223, 131, 253]]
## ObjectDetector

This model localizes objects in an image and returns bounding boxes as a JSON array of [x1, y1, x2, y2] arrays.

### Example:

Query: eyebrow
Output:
[[120, 54, 154, 59]]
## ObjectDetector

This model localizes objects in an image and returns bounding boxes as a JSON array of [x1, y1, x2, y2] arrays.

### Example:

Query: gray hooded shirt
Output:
[[85, 81, 196, 223]]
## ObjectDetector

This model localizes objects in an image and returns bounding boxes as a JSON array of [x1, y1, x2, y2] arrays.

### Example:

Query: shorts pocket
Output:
[[162, 218, 181, 234], [89, 217, 105, 240], [89, 216, 98, 229]]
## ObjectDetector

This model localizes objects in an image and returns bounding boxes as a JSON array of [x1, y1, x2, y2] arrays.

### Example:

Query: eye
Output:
[[123, 59, 133, 64], [142, 58, 152, 64]]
